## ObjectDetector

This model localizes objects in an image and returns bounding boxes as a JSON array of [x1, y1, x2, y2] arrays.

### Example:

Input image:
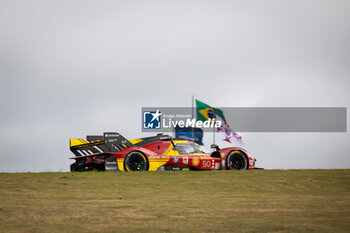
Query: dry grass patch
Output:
[[0, 170, 349, 232]]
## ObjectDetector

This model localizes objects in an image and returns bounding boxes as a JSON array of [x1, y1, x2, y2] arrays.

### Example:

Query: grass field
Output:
[[0, 170, 349, 233]]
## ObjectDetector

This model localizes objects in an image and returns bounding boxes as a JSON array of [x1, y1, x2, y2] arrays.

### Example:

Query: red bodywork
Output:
[[70, 135, 257, 171]]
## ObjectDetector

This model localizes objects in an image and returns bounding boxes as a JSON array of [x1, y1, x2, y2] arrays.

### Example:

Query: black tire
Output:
[[226, 151, 248, 170], [124, 151, 148, 171]]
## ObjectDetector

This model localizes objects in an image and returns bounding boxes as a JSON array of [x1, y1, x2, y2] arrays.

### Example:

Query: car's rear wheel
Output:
[[124, 151, 148, 171], [226, 151, 248, 170]]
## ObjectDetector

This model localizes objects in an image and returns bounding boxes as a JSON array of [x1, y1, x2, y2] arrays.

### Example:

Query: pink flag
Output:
[[216, 116, 245, 147]]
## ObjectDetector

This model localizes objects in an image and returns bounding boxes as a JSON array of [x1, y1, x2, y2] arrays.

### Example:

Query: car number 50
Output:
[[202, 160, 211, 167]]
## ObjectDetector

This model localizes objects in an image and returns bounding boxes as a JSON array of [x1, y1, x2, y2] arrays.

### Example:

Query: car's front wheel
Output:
[[226, 151, 248, 170], [124, 151, 148, 171]]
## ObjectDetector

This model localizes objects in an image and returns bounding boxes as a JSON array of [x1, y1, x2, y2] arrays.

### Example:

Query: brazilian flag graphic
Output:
[[196, 99, 226, 122]]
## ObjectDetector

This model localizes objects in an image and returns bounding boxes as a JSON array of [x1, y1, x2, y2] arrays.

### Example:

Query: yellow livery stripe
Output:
[[70, 138, 89, 147], [117, 158, 124, 172], [162, 144, 173, 155], [129, 138, 143, 144]]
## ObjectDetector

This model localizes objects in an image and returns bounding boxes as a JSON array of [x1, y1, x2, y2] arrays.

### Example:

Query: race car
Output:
[[69, 132, 257, 172]]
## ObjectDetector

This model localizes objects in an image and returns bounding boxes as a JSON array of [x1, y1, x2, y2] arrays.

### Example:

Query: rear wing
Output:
[[70, 132, 133, 157]]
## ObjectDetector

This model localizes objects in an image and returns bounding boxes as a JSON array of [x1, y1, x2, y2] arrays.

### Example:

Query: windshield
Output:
[[199, 145, 209, 154], [174, 143, 201, 155]]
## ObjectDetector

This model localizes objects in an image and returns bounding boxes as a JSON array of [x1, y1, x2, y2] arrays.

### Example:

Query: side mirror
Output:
[[210, 144, 220, 151]]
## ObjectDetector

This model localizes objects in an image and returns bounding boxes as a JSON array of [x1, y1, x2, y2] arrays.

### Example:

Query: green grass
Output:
[[0, 170, 349, 233]]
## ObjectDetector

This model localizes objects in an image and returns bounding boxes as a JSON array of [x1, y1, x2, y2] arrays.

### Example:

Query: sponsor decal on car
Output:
[[222, 160, 225, 167], [105, 133, 120, 137], [148, 155, 170, 159], [192, 157, 200, 166], [173, 156, 179, 163], [183, 157, 189, 164], [107, 138, 118, 143], [221, 152, 225, 158]]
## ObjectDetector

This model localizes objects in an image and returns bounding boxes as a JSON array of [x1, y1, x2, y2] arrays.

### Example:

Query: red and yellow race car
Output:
[[69, 132, 257, 171]]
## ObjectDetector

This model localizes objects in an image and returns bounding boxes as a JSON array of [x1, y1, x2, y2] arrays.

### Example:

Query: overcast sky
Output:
[[0, 0, 349, 172]]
